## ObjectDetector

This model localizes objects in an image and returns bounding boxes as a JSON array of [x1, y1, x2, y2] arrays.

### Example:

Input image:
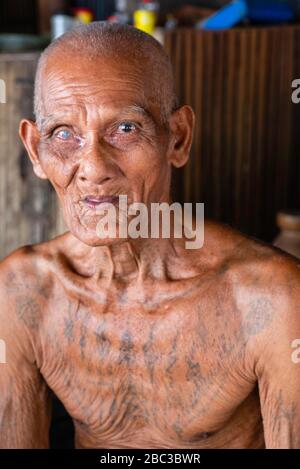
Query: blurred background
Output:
[[1, 0, 300, 447]]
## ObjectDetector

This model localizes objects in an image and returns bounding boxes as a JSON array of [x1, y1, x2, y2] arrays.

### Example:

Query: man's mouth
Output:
[[82, 195, 120, 209]]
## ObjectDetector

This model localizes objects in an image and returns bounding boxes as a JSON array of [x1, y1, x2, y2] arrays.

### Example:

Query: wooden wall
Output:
[[165, 26, 300, 242], [0, 53, 64, 260]]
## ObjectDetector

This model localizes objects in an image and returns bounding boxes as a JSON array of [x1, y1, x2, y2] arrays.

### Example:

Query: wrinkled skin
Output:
[[0, 52, 300, 449]]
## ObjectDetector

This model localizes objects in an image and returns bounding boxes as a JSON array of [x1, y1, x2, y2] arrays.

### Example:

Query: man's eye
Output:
[[55, 129, 73, 140], [117, 122, 137, 133]]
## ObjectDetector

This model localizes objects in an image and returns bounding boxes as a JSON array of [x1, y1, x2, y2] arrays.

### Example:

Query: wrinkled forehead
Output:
[[39, 53, 161, 122]]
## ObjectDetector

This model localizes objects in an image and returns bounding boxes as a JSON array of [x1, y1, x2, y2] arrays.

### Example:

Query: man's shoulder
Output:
[[225, 225, 300, 294], [0, 232, 71, 301], [0, 230, 70, 270], [203, 219, 300, 278], [0, 243, 49, 284], [0, 234, 73, 334], [203, 220, 300, 324], [202, 222, 300, 375], [0, 245, 40, 289], [219, 224, 300, 347]]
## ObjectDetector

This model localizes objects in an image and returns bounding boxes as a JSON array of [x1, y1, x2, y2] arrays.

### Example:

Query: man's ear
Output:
[[19, 119, 48, 179], [166, 105, 195, 168]]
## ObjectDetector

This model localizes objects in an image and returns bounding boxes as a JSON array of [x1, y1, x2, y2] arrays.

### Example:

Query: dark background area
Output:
[[0, 0, 225, 33]]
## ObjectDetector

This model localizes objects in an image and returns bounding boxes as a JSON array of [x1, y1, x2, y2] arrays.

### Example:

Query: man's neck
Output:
[[67, 235, 181, 285]]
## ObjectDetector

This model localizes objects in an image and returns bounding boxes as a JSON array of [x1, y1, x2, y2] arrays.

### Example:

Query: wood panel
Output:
[[165, 26, 300, 242], [0, 52, 64, 260]]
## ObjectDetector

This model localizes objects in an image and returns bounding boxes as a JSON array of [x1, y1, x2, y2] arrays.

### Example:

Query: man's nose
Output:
[[77, 139, 119, 185]]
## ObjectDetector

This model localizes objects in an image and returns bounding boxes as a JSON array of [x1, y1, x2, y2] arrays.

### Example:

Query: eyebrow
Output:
[[39, 104, 155, 130], [124, 104, 152, 119]]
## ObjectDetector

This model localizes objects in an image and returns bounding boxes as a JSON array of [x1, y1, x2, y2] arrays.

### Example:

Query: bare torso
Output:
[[12, 221, 271, 449]]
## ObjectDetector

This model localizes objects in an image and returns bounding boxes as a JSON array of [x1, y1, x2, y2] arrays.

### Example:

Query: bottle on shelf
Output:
[[133, 0, 159, 35], [50, 0, 75, 40], [72, 7, 94, 25]]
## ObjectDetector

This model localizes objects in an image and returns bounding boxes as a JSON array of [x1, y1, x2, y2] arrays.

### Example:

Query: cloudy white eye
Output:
[[56, 129, 73, 140]]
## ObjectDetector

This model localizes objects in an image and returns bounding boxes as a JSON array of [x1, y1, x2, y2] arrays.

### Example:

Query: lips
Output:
[[82, 195, 120, 208]]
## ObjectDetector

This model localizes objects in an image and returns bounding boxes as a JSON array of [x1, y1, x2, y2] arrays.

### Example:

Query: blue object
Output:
[[199, 0, 295, 30], [200, 0, 248, 29]]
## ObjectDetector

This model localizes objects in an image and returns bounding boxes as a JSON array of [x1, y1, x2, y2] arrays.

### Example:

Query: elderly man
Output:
[[0, 22, 299, 449]]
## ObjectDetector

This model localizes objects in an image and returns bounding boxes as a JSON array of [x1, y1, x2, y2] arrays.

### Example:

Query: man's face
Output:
[[35, 55, 173, 246]]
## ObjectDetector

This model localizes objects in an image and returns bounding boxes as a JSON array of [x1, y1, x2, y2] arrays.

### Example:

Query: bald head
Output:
[[34, 22, 178, 128]]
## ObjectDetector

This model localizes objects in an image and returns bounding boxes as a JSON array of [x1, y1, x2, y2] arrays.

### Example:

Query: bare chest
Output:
[[40, 279, 263, 448]]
